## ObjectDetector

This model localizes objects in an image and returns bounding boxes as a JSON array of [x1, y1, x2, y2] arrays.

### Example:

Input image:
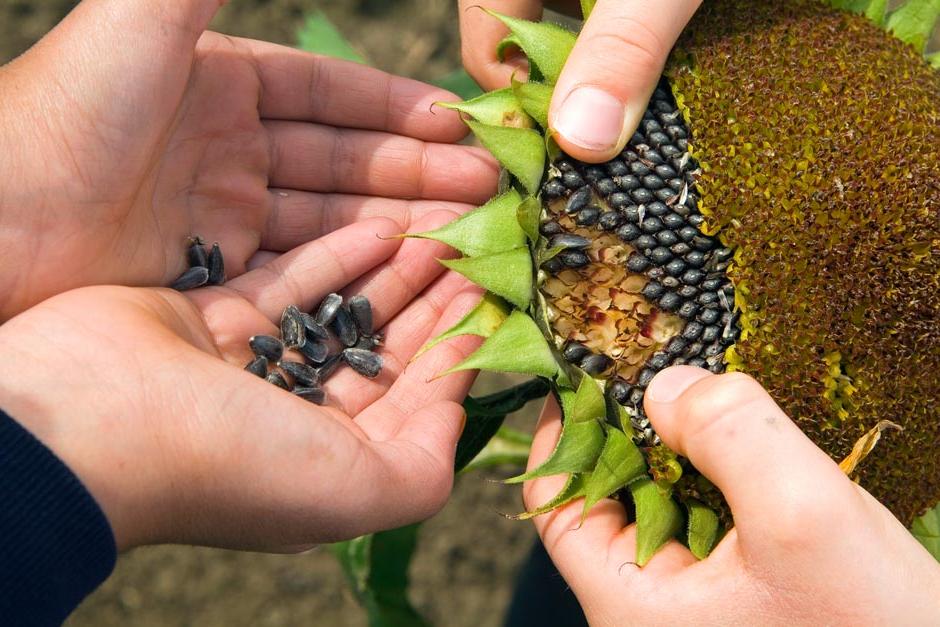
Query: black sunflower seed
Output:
[[558, 250, 590, 268], [280, 360, 321, 387], [348, 295, 374, 336], [299, 340, 329, 364], [565, 186, 592, 214], [249, 335, 284, 362], [266, 371, 289, 390], [293, 386, 326, 405], [207, 243, 225, 285], [332, 307, 359, 347], [549, 233, 591, 250], [580, 353, 612, 375], [315, 293, 343, 326], [609, 379, 631, 404], [317, 353, 343, 381], [187, 240, 208, 268], [343, 348, 383, 379], [539, 220, 563, 236], [280, 305, 306, 348], [245, 356, 268, 378], [355, 335, 381, 351], [562, 341, 590, 363], [170, 266, 209, 291], [301, 313, 331, 341]]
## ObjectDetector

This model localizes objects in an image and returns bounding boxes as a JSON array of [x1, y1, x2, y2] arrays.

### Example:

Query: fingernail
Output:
[[552, 86, 628, 152], [645, 366, 713, 403]]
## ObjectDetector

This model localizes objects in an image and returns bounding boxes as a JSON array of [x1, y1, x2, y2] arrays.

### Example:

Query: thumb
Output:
[[549, 0, 700, 163], [643, 367, 853, 538]]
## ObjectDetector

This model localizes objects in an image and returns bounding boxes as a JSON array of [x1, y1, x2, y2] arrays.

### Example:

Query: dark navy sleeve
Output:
[[0, 409, 116, 626]]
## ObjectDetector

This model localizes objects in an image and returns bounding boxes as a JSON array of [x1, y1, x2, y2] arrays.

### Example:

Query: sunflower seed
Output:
[[299, 340, 329, 364], [293, 386, 326, 405], [355, 335, 380, 351], [317, 353, 343, 381], [280, 305, 306, 348], [315, 293, 343, 326], [171, 266, 209, 291], [332, 307, 358, 347], [265, 371, 289, 390], [348, 295, 374, 336], [343, 348, 383, 379], [207, 243, 225, 285], [280, 360, 320, 387], [301, 313, 330, 341], [245, 356, 268, 378], [249, 335, 284, 362], [187, 240, 208, 268]]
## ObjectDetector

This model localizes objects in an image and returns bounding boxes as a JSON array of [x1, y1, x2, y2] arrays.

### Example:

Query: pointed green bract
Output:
[[886, 0, 940, 53], [409, 190, 526, 257], [443, 310, 559, 378], [865, 0, 889, 23], [511, 78, 553, 129], [686, 500, 721, 560], [504, 418, 606, 484], [517, 196, 541, 242], [580, 428, 647, 519], [484, 10, 577, 85], [415, 293, 510, 359], [435, 89, 535, 128], [441, 248, 533, 309], [496, 33, 523, 61], [631, 479, 683, 566], [568, 376, 607, 423], [580, 0, 597, 19], [466, 121, 545, 195], [912, 502, 940, 561], [514, 473, 588, 520]]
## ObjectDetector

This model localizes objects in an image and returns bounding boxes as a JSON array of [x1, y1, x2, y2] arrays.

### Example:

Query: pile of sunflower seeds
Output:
[[171, 236, 225, 291], [244, 293, 384, 405]]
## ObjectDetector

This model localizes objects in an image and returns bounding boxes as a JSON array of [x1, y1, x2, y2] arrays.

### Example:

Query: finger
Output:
[[224, 217, 402, 321], [265, 121, 498, 203], [261, 189, 476, 251], [644, 367, 855, 542], [459, 1, 542, 90], [240, 39, 470, 143], [549, 0, 701, 162]]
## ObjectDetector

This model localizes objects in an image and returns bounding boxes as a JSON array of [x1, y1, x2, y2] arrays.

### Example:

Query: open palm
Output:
[[0, 0, 495, 320], [0, 215, 483, 551]]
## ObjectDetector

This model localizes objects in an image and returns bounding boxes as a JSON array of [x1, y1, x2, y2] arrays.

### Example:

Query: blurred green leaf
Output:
[[462, 426, 534, 472], [434, 69, 485, 100], [456, 378, 550, 472], [297, 10, 367, 63], [928, 50, 940, 68], [912, 501, 940, 561], [331, 525, 428, 627], [886, 0, 940, 54]]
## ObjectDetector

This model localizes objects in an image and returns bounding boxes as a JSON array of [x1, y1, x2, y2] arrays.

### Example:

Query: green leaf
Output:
[[331, 525, 428, 627], [828, 0, 887, 23], [511, 79, 554, 129], [580, 428, 647, 517], [631, 479, 683, 566], [568, 375, 607, 424], [433, 69, 484, 100], [462, 426, 534, 473], [456, 378, 550, 472], [409, 189, 526, 257], [686, 500, 721, 560], [581, 0, 598, 19], [912, 501, 940, 561], [436, 89, 534, 128], [443, 310, 559, 378], [296, 10, 367, 63], [485, 10, 577, 84], [516, 195, 542, 242], [886, 0, 940, 53], [496, 34, 523, 62], [415, 293, 510, 359], [514, 473, 589, 520], [466, 120, 546, 195], [928, 50, 940, 69], [504, 418, 606, 483], [440, 248, 533, 309]]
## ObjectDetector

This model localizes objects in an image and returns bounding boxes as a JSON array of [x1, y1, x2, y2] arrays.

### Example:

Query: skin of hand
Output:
[[0, 214, 486, 553], [524, 367, 940, 626], [458, 0, 701, 163], [0, 0, 497, 321]]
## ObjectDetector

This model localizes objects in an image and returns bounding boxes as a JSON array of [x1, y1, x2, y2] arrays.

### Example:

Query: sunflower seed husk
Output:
[[265, 371, 289, 390], [354, 335, 380, 351], [244, 356, 268, 378], [301, 313, 331, 341], [207, 243, 225, 285], [332, 307, 359, 347], [299, 340, 329, 364], [280, 360, 321, 387], [315, 293, 343, 326], [348, 295, 374, 336], [280, 305, 306, 349], [187, 241, 208, 268], [293, 386, 326, 405], [249, 335, 284, 362], [171, 266, 210, 291], [343, 348, 383, 379], [317, 353, 343, 381]]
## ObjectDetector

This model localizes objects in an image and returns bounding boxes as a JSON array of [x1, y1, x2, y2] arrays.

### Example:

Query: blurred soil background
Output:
[[2, 1, 543, 625]]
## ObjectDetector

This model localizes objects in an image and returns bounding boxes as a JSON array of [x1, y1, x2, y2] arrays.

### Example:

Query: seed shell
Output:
[[343, 348, 383, 379], [280, 360, 321, 387], [348, 295, 374, 336], [315, 293, 343, 326], [265, 371, 289, 390], [299, 340, 329, 364], [245, 356, 268, 378], [249, 335, 284, 362], [317, 353, 343, 381], [207, 243, 225, 285], [171, 266, 210, 291], [301, 313, 330, 341], [187, 241, 208, 268], [293, 386, 326, 405], [332, 307, 359, 347], [280, 305, 306, 349]]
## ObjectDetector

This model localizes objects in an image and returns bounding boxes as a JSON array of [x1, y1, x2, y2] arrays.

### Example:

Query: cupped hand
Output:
[[459, 0, 700, 162], [0, 0, 496, 320], [0, 215, 483, 552], [525, 367, 940, 625]]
